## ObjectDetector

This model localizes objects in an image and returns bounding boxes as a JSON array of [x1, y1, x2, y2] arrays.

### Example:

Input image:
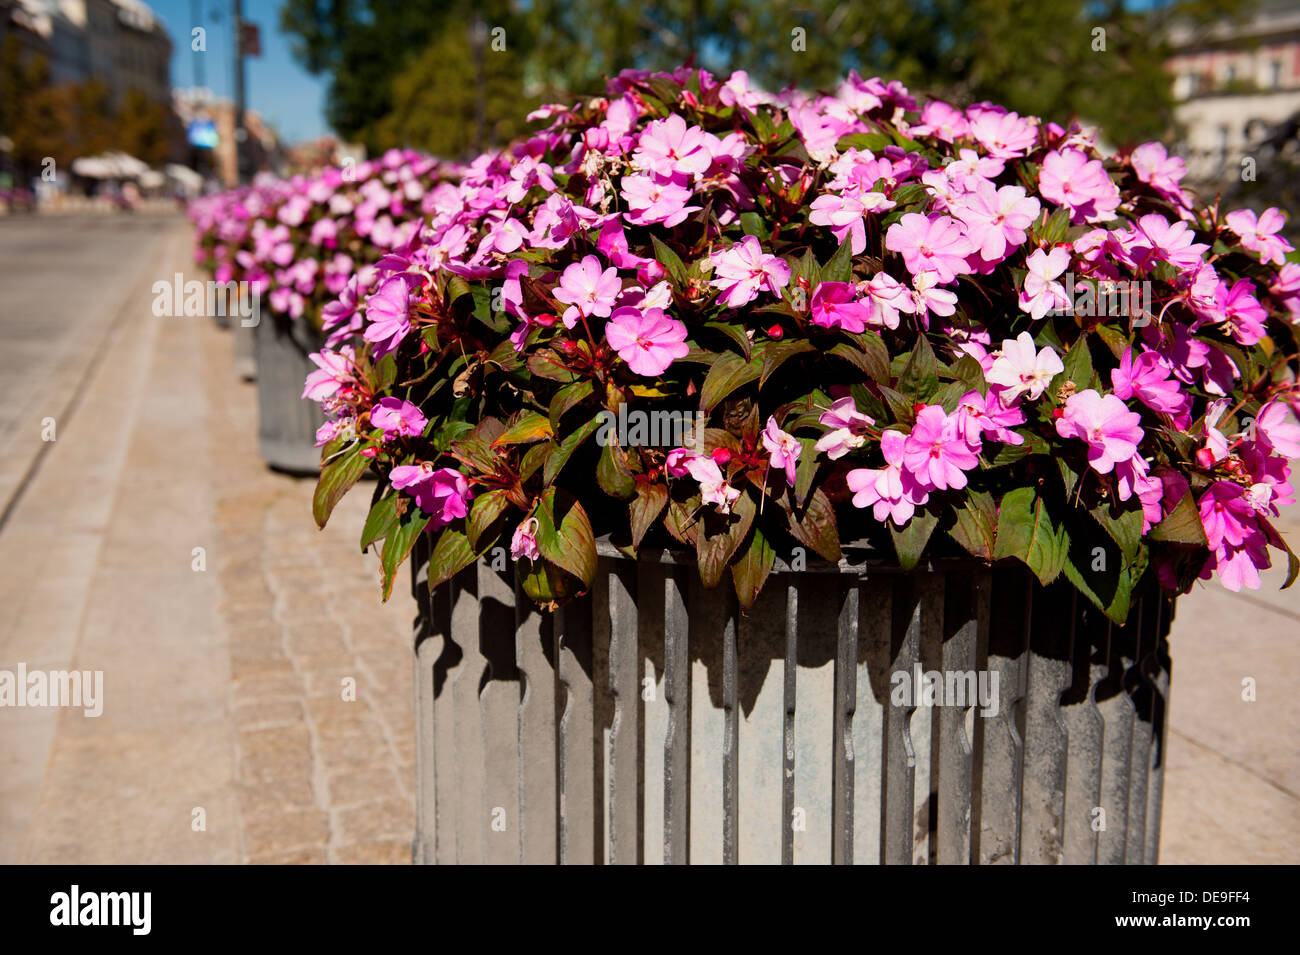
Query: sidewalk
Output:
[[0, 220, 415, 863], [0, 219, 1294, 864]]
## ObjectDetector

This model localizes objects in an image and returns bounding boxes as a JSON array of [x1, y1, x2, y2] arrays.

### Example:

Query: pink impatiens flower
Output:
[[363, 275, 412, 358], [1055, 389, 1144, 474], [621, 174, 699, 228], [952, 182, 1040, 262], [1038, 149, 1120, 224], [985, 331, 1064, 401], [815, 396, 875, 460], [762, 417, 802, 487], [369, 397, 428, 440], [553, 254, 622, 328], [967, 106, 1038, 158], [632, 114, 714, 177], [511, 517, 541, 561], [1225, 207, 1293, 266], [1130, 142, 1188, 204], [902, 405, 979, 490], [1110, 348, 1189, 418], [809, 189, 895, 255], [709, 235, 791, 308], [1255, 400, 1300, 458], [1018, 246, 1072, 319], [389, 464, 473, 528], [604, 306, 690, 376], [847, 429, 930, 526], [953, 388, 1026, 449], [885, 213, 974, 283], [686, 455, 741, 513], [810, 281, 873, 332]]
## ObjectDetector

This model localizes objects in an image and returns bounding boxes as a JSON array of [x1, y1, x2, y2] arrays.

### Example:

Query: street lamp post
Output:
[[232, 0, 248, 183]]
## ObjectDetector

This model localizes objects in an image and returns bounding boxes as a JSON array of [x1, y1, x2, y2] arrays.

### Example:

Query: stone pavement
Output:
[[0, 215, 415, 864], [0, 214, 1295, 864]]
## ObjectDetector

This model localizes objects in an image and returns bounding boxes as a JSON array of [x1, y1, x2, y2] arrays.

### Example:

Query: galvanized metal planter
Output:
[[255, 314, 325, 475], [409, 540, 1172, 865], [233, 314, 257, 382]]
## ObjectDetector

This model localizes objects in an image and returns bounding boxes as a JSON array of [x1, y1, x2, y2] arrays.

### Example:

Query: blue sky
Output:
[[149, 0, 332, 143]]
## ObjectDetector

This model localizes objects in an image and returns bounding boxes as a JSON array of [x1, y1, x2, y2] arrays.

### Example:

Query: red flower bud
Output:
[[1051, 408, 1065, 420], [767, 323, 784, 339], [711, 447, 732, 466]]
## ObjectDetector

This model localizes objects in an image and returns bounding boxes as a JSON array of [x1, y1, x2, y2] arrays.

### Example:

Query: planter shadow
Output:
[[409, 538, 1171, 865]]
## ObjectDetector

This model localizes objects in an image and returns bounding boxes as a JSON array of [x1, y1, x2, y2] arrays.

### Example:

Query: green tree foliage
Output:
[[280, 0, 1255, 157]]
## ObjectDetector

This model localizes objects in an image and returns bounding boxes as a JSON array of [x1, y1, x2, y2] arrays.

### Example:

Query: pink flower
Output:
[[902, 404, 979, 490], [709, 235, 791, 308], [390, 464, 473, 528], [810, 281, 872, 332], [1215, 278, 1268, 345], [1255, 401, 1300, 458], [1225, 207, 1293, 266], [986, 331, 1064, 401], [1055, 389, 1144, 474], [369, 397, 428, 440], [363, 275, 412, 358], [909, 271, 958, 321], [967, 106, 1037, 158], [953, 389, 1026, 449], [1111, 348, 1190, 418], [885, 213, 974, 283], [632, 114, 714, 177], [553, 254, 622, 328], [511, 517, 541, 561], [847, 429, 930, 525], [809, 189, 895, 255], [686, 455, 741, 513], [604, 306, 690, 376], [952, 182, 1040, 262], [302, 346, 356, 402], [1130, 142, 1187, 204], [664, 448, 698, 477], [622, 174, 699, 227], [815, 396, 876, 459], [762, 417, 802, 486], [1128, 214, 1209, 271], [1018, 247, 1072, 319], [862, 272, 914, 329], [1038, 149, 1120, 224], [913, 100, 969, 142]]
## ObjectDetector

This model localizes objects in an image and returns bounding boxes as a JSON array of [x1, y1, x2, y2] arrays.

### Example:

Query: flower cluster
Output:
[[289, 67, 1300, 619], [188, 149, 462, 327]]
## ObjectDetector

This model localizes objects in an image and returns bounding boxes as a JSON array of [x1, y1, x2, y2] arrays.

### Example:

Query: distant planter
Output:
[[256, 314, 325, 474], [410, 541, 1172, 864]]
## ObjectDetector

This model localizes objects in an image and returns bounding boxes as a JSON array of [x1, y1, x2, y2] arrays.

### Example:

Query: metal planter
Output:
[[410, 540, 1172, 865], [254, 314, 325, 475]]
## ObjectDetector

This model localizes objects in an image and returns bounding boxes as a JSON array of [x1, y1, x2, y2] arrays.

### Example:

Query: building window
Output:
[[1270, 60, 1282, 88]]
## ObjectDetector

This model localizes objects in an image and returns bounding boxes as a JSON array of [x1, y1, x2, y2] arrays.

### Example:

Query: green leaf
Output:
[[822, 235, 854, 283], [519, 560, 584, 604], [703, 320, 753, 360], [630, 482, 668, 548], [1148, 486, 1208, 546], [760, 339, 814, 387], [950, 490, 997, 559], [520, 442, 550, 483], [1090, 500, 1144, 562], [543, 413, 603, 485], [699, 350, 763, 414], [1060, 335, 1094, 391], [696, 490, 756, 589], [890, 508, 940, 572], [1032, 205, 1072, 246], [380, 508, 432, 600], [731, 524, 776, 611], [527, 350, 578, 383], [739, 210, 770, 240], [494, 411, 553, 446], [651, 234, 688, 287], [596, 441, 637, 500], [468, 489, 512, 551], [425, 527, 477, 591], [360, 493, 401, 551], [1061, 511, 1147, 625], [780, 487, 842, 562], [313, 443, 369, 529], [993, 487, 1068, 586], [897, 334, 940, 402], [534, 487, 597, 586], [548, 380, 595, 430]]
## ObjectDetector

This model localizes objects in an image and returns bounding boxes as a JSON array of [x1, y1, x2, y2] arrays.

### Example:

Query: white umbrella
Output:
[[71, 152, 150, 179]]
